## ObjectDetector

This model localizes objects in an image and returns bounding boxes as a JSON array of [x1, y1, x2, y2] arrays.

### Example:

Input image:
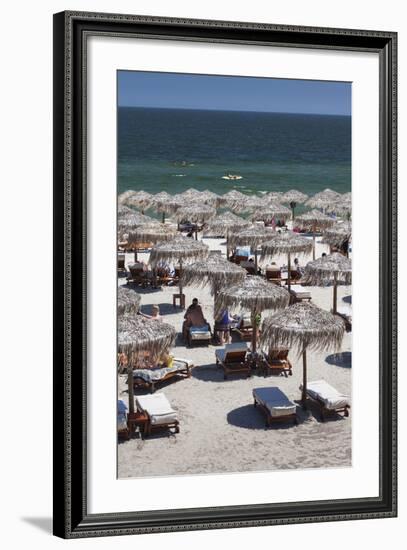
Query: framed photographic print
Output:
[[53, 11, 397, 538]]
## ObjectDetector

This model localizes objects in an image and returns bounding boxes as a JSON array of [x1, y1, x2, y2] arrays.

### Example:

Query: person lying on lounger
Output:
[[182, 298, 211, 342]]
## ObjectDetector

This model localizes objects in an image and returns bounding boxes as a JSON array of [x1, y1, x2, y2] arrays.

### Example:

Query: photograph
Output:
[[116, 70, 353, 479]]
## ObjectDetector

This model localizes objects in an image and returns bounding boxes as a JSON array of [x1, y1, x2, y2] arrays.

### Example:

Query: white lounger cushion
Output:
[[290, 285, 311, 298], [132, 359, 190, 384], [215, 342, 248, 362], [253, 387, 297, 417], [189, 325, 211, 340], [136, 393, 178, 425], [302, 380, 350, 410]]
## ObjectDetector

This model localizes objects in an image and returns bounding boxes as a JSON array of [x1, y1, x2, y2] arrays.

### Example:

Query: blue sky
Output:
[[118, 71, 351, 116]]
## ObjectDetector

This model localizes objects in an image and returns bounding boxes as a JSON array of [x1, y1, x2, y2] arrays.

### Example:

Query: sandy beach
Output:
[[118, 233, 352, 479]]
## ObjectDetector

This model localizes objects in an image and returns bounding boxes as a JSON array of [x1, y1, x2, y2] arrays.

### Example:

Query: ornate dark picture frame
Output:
[[53, 11, 397, 539]]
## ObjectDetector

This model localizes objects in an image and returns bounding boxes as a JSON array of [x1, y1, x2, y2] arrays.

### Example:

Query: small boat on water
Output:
[[222, 174, 243, 180]]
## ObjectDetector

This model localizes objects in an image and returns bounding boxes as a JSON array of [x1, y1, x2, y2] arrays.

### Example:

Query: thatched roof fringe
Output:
[[260, 302, 345, 356], [117, 287, 141, 315], [118, 315, 177, 365]]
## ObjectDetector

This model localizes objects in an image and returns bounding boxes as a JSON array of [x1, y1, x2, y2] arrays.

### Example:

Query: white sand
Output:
[[118, 234, 352, 478]]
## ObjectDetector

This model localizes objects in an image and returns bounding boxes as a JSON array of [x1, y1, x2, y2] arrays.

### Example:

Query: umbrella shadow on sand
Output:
[[227, 404, 309, 430], [325, 351, 352, 368], [191, 364, 229, 383], [125, 283, 162, 294], [139, 303, 180, 317]]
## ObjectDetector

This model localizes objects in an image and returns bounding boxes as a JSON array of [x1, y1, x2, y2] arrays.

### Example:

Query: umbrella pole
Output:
[[254, 250, 258, 273], [226, 238, 230, 260], [134, 249, 138, 262], [179, 259, 183, 298], [312, 225, 316, 260], [162, 212, 165, 224], [301, 350, 307, 407], [127, 364, 135, 416], [333, 272, 338, 314], [287, 252, 291, 291], [251, 311, 257, 353]]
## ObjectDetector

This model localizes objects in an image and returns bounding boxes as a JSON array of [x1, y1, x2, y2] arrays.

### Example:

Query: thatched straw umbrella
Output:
[[234, 195, 264, 214], [265, 192, 284, 202], [150, 191, 172, 223], [126, 223, 178, 261], [203, 211, 250, 258], [127, 223, 177, 246], [325, 195, 352, 219], [305, 188, 342, 211], [260, 231, 313, 290], [216, 276, 290, 352], [322, 222, 352, 255], [181, 254, 246, 299], [228, 224, 275, 271], [280, 189, 309, 219], [295, 209, 335, 260], [118, 190, 136, 205], [302, 253, 352, 313], [118, 314, 177, 414], [149, 236, 209, 302], [180, 188, 203, 201], [260, 302, 345, 405], [222, 189, 247, 210], [251, 203, 291, 224], [119, 190, 153, 213], [174, 205, 216, 239], [118, 210, 155, 240], [117, 286, 141, 316], [201, 190, 227, 208], [118, 204, 134, 217]]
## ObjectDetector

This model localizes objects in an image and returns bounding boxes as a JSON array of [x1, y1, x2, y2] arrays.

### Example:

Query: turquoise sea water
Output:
[[118, 107, 351, 198]]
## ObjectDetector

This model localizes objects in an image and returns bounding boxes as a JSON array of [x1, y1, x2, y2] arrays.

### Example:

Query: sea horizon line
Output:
[[118, 105, 351, 117]]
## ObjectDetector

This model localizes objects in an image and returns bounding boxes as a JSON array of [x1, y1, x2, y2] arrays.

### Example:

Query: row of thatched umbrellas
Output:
[[117, 188, 351, 412], [118, 187, 351, 220], [118, 283, 347, 411], [118, 236, 350, 413], [123, 218, 351, 313], [118, 189, 350, 264]]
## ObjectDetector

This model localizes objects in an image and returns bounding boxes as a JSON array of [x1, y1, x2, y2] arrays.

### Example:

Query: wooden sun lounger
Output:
[[215, 343, 251, 379], [289, 284, 312, 303], [231, 254, 249, 265], [135, 393, 179, 437], [235, 316, 253, 342], [126, 263, 150, 286], [132, 359, 193, 393], [155, 267, 176, 286], [262, 349, 293, 377], [265, 269, 282, 285], [241, 261, 257, 275], [187, 325, 212, 347], [301, 380, 351, 421], [253, 387, 297, 426]]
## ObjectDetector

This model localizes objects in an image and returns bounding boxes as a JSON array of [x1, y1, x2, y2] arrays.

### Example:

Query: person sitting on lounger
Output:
[[182, 298, 210, 341]]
